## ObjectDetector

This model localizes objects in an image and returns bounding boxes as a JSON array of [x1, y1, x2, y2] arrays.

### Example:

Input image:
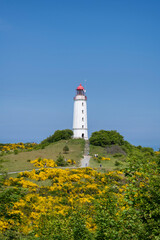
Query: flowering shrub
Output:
[[67, 159, 76, 165], [31, 158, 57, 168], [101, 157, 110, 161], [0, 142, 37, 153], [155, 151, 160, 155], [0, 152, 159, 239]]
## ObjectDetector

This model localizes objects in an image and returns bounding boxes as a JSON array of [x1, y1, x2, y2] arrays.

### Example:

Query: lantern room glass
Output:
[[76, 89, 84, 95]]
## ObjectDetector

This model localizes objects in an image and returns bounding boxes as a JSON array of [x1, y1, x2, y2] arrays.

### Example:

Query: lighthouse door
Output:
[[82, 133, 84, 138]]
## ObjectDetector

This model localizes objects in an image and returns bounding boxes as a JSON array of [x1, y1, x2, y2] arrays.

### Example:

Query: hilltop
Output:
[[0, 129, 157, 174]]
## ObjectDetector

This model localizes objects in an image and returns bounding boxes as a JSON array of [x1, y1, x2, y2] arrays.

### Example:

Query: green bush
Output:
[[141, 147, 154, 156], [14, 149, 18, 155], [0, 151, 4, 156], [41, 129, 73, 145], [63, 145, 69, 154], [115, 160, 121, 166], [56, 154, 68, 167], [113, 153, 124, 158], [90, 130, 125, 147]]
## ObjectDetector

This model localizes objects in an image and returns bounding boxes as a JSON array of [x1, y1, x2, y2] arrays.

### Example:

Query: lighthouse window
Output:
[[82, 125, 84, 128], [82, 117, 84, 121], [82, 110, 84, 114], [82, 102, 84, 106]]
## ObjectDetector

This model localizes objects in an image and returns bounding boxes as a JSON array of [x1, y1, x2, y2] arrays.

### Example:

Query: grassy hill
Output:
[[0, 138, 127, 174], [0, 139, 85, 172], [89, 144, 128, 170], [0, 149, 159, 239], [0, 131, 159, 239], [0, 130, 155, 174]]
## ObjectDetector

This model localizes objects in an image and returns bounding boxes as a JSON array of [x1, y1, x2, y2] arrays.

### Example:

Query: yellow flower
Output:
[[102, 157, 110, 161], [139, 182, 145, 188], [121, 206, 125, 211]]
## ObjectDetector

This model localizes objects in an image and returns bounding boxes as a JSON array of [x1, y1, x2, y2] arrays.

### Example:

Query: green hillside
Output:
[[0, 130, 159, 239], [0, 150, 159, 239], [89, 144, 127, 170], [0, 139, 85, 172], [0, 129, 157, 174]]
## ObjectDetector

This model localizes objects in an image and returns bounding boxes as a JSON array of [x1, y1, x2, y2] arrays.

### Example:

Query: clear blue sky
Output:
[[0, 0, 160, 149]]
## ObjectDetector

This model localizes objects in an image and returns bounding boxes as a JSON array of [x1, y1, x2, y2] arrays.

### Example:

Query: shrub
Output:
[[56, 154, 68, 166], [115, 160, 121, 166], [121, 141, 134, 154], [136, 145, 143, 150], [90, 130, 125, 147], [0, 151, 4, 156], [113, 153, 124, 158], [63, 145, 69, 154], [31, 158, 57, 168], [67, 159, 76, 165], [14, 149, 18, 155], [41, 129, 73, 145], [141, 147, 154, 156]]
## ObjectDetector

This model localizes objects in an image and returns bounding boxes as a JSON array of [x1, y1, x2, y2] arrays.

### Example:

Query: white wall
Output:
[[73, 95, 88, 140]]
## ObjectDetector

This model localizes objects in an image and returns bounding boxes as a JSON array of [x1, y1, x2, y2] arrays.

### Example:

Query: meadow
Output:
[[0, 139, 84, 172]]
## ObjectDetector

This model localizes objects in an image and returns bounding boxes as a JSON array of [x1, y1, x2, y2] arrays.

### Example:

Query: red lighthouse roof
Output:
[[76, 84, 84, 90]]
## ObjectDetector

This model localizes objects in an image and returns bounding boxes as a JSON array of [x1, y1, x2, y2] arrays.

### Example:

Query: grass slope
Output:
[[0, 139, 85, 172], [89, 144, 128, 170]]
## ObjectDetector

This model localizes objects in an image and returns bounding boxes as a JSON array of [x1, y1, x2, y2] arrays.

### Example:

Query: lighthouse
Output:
[[73, 84, 88, 140]]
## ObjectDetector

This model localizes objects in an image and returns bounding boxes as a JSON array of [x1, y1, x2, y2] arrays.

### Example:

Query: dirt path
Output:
[[80, 140, 91, 167], [80, 155, 91, 167]]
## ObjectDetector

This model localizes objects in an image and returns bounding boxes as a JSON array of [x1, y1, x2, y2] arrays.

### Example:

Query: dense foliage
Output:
[[0, 149, 160, 239], [89, 130, 125, 147], [63, 145, 69, 154], [0, 143, 37, 153], [41, 129, 73, 145], [56, 154, 68, 166]]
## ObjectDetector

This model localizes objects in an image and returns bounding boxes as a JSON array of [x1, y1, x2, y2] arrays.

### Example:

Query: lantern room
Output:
[[76, 84, 85, 96]]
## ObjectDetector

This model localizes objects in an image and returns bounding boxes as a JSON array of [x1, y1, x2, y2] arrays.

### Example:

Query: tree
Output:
[[56, 154, 68, 166], [41, 129, 73, 145], [90, 130, 125, 147], [63, 145, 69, 154]]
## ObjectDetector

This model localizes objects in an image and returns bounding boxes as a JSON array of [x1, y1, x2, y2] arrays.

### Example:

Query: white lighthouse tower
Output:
[[73, 84, 88, 140]]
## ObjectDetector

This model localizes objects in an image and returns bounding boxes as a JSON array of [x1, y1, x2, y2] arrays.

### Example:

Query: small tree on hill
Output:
[[56, 154, 68, 166], [63, 145, 69, 154]]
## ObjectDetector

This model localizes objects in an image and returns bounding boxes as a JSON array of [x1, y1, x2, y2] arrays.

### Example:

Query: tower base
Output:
[[73, 129, 88, 140]]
